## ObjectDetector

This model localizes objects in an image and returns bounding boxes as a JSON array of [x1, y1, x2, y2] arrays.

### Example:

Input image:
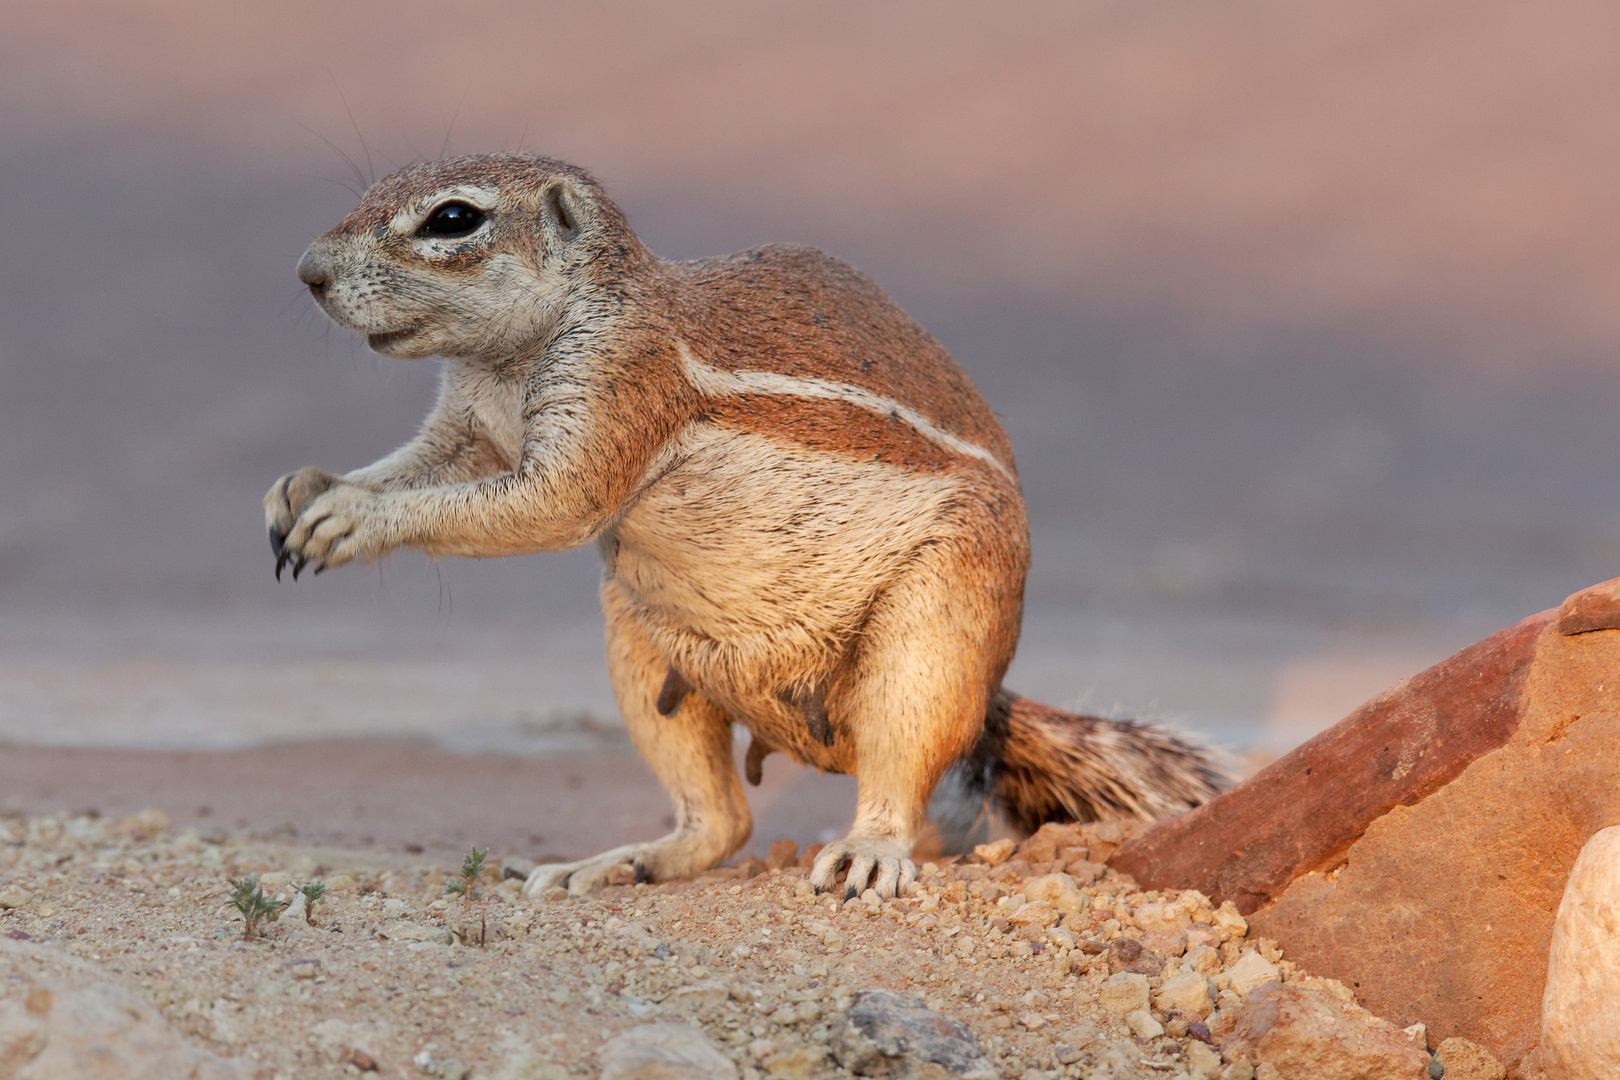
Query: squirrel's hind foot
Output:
[[810, 835, 918, 900], [521, 832, 735, 899]]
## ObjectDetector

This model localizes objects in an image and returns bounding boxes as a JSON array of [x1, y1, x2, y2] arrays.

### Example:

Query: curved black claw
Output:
[[274, 551, 290, 581], [269, 528, 286, 559], [844, 886, 857, 902], [633, 860, 648, 885], [312, 562, 328, 576], [290, 556, 308, 581]]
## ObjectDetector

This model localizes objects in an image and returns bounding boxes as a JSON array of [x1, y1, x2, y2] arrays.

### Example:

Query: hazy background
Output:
[[5, 0, 1620, 765]]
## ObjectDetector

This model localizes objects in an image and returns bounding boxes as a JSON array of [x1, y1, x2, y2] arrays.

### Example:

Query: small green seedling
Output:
[[444, 847, 488, 907], [299, 882, 328, 925], [227, 876, 288, 941], [444, 847, 490, 947]]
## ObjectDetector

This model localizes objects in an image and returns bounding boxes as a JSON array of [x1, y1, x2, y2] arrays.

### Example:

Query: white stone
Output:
[[1542, 826, 1620, 1080], [0, 886, 30, 910], [1226, 951, 1281, 997]]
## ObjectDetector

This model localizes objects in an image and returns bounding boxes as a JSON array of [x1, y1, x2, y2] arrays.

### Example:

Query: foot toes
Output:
[[872, 859, 901, 899], [811, 839, 917, 901], [810, 849, 846, 894], [567, 872, 602, 897], [844, 855, 876, 897], [522, 863, 572, 899]]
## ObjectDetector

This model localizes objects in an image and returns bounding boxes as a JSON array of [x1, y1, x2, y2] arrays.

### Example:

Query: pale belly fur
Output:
[[598, 427, 962, 761]]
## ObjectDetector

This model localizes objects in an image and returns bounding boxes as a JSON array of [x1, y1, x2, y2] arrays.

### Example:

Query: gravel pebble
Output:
[[1099, 972, 1150, 1014], [1126, 1008, 1165, 1038], [1154, 970, 1215, 1017], [1226, 951, 1283, 996]]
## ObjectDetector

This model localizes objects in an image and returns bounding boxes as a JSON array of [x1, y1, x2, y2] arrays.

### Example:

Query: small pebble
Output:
[[1125, 1008, 1164, 1039]]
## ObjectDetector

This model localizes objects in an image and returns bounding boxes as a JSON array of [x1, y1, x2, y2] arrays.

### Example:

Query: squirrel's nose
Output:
[[296, 247, 332, 290]]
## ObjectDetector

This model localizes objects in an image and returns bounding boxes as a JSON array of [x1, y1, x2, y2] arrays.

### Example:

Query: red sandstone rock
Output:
[[1109, 579, 1620, 1078], [1221, 982, 1429, 1080], [1111, 609, 1549, 912], [765, 839, 800, 871], [1551, 577, 1620, 636], [1436, 1037, 1506, 1080]]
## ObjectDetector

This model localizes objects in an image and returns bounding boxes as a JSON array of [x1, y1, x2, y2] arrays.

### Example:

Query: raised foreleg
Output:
[[264, 366, 520, 577], [269, 341, 693, 572]]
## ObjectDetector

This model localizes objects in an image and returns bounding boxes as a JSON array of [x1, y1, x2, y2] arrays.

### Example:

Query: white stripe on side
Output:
[[676, 342, 1013, 480]]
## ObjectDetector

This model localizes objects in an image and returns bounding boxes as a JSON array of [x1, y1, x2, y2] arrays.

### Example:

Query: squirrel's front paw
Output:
[[265, 467, 340, 578], [275, 484, 395, 578]]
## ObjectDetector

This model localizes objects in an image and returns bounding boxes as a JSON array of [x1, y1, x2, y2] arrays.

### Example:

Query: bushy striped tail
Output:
[[959, 689, 1231, 834]]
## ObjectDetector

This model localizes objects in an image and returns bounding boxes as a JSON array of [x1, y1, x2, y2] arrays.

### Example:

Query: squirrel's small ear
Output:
[[543, 182, 585, 241]]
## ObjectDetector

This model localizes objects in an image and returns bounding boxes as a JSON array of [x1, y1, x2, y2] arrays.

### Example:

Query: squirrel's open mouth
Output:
[[366, 326, 422, 351]]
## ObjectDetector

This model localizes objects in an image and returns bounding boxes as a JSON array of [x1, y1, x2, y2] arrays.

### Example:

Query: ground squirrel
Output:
[[266, 154, 1227, 899]]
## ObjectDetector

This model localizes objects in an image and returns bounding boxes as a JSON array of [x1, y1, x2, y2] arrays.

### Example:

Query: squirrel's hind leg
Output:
[[522, 580, 751, 899], [810, 521, 1023, 900]]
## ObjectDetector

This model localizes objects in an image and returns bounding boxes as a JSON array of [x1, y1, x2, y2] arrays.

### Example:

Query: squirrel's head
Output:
[[297, 154, 637, 360]]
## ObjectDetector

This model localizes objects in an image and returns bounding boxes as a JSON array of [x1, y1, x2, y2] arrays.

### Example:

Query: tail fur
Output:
[[959, 689, 1231, 834]]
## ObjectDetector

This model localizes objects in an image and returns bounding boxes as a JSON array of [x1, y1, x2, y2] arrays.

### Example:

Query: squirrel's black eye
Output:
[[419, 202, 485, 237]]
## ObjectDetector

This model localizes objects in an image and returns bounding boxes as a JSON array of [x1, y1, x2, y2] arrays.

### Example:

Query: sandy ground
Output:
[[0, 808, 1455, 1080], [0, 741, 865, 868]]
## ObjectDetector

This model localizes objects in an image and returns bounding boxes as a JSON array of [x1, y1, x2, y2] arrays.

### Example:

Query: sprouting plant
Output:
[[227, 876, 288, 941], [444, 847, 490, 947], [299, 881, 328, 925], [444, 847, 487, 908]]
